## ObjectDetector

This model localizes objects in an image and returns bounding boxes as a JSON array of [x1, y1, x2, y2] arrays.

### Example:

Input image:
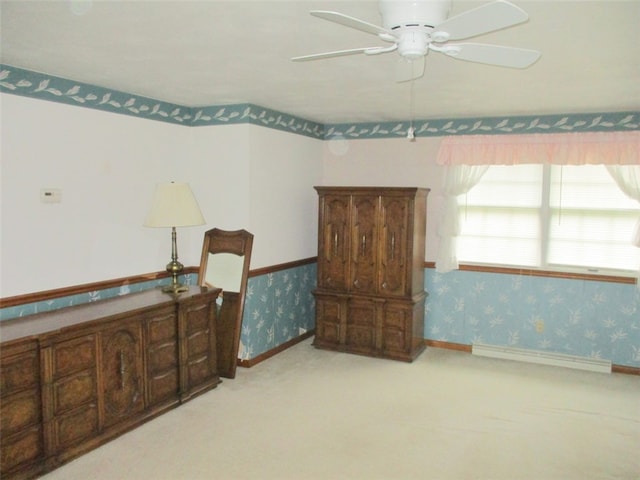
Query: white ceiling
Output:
[[1, 0, 639, 124]]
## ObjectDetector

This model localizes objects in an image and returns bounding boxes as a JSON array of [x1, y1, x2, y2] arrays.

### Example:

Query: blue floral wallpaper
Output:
[[239, 263, 317, 360], [2, 265, 638, 368], [425, 268, 640, 368]]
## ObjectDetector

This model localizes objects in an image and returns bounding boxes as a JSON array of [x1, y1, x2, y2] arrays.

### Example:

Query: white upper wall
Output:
[[0, 94, 323, 297], [249, 127, 323, 269]]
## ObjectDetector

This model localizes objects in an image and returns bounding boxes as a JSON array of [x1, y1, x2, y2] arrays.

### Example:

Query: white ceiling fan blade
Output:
[[433, 0, 529, 41], [395, 57, 426, 83], [438, 43, 541, 68], [292, 47, 386, 62], [310, 11, 392, 37]]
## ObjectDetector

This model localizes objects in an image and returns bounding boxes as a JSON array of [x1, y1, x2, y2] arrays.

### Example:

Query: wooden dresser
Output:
[[0, 286, 220, 480], [313, 186, 429, 362]]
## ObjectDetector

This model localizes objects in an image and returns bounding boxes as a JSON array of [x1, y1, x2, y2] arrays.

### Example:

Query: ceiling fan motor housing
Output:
[[379, 0, 452, 29], [379, 0, 452, 59]]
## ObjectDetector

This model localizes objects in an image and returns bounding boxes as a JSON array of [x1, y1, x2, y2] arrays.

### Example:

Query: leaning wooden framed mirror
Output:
[[197, 228, 253, 379]]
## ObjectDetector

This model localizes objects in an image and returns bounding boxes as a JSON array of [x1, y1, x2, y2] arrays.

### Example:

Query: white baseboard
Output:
[[472, 343, 611, 373]]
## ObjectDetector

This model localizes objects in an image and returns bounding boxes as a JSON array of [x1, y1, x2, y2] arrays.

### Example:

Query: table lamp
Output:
[[144, 182, 205, 294]]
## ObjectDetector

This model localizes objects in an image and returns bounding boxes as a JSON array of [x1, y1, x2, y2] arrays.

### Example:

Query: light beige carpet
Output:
[[42, 339, 640, 480]]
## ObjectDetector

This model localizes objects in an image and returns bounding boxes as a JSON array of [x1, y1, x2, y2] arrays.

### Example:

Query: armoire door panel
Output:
[[314, 296, 344, 346], [346, 299, 377, 351], [381, 304, 411, 353], [319, 195, 350, 290], [350, 195, 378, 294], [379, 196, 411, 296]]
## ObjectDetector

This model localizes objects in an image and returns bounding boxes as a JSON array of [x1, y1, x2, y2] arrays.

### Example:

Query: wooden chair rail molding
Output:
[[3, 259, 634, 310]]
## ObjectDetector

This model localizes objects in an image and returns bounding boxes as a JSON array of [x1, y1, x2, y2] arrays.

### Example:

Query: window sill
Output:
[[424, 262, 637, 285]]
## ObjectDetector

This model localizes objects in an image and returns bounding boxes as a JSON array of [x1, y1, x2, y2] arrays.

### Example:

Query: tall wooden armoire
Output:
[[313, 186, 429, 362]]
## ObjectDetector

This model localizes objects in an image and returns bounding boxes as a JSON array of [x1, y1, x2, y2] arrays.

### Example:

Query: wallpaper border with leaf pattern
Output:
[[2, 64, 638, 139]]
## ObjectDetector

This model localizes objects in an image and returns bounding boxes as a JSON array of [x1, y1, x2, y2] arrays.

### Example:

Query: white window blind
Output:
[[457, 164, 640, 274]]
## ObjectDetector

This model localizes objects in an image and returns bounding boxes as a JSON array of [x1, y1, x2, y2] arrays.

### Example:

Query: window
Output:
[[457, 164, 640, 274]]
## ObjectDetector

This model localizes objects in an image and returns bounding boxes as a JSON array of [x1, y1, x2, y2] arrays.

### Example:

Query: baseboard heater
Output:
[[472, 344, 612, 373]]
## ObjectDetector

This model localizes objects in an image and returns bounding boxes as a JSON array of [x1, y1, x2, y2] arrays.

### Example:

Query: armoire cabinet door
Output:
[[318, 194, 350, 291], [345, 297, 378, 354], [378, 195, 411, 297], [101, 320, 144, 428], [350, 195, 378, 294], [314, 295, 346, 347]]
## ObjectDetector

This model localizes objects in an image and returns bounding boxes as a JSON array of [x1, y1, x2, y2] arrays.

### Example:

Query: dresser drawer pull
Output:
[[119, 351, 126, 390], [391, 233, 395, 260]]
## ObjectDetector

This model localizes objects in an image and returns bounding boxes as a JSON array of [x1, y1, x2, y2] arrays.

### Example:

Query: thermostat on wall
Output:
[[40, 188, 62, 203]]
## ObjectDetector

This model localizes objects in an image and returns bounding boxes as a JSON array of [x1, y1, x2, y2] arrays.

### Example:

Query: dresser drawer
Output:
[[145, 307, 178, 344], [147, 369, 179, 406], [51, 335, 96, 379], [0, 390, 41, 436], [148, 340, 178, 371], [52, 371, 97, 416], [0, 347, 39, 395], [184, 302, 210, 334], [0, 425, 43, 475], [50, 404, 99, 451], [187, 328, 212, 357]]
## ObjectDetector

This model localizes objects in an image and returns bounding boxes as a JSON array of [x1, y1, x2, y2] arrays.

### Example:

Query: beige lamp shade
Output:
[[144, 182, 205, 228]]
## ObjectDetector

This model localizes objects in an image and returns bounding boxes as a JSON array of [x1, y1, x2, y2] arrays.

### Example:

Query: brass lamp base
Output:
[[163, 284, 189, 294], [162, 227, 189, 295]]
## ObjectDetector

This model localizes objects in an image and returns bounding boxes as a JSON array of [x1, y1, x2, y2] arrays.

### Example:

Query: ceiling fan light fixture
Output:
[[397, 30, 429, 59]]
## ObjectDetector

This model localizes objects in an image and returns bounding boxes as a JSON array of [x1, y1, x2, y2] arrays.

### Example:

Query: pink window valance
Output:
[[436, 131, 640, 166]]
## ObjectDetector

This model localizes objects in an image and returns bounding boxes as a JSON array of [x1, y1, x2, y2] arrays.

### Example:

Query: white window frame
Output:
[[456, 164, 640, 278]]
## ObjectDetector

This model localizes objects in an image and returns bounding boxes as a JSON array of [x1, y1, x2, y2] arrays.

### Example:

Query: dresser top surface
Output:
[[0, 286, 219, 345]]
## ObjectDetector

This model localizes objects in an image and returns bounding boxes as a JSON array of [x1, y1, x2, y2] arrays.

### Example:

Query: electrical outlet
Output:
[[41, 188, 62, 203], [535, 320, 545, 333]]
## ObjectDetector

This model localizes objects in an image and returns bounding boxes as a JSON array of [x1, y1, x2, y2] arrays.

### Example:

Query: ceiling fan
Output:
[[291, 0, 541, 82]]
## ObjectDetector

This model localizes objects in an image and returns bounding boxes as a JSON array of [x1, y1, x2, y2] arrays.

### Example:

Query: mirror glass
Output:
[[204, 252, 244, 292]]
